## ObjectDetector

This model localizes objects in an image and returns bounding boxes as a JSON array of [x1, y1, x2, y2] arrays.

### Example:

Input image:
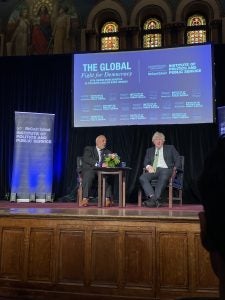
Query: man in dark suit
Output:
[[81, 135, 112, 207], [139, 131, 180, 207]]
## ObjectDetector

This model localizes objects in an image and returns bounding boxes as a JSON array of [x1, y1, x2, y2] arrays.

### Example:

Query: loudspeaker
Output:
[[10, 193, 17, 202], [46, 193, 53, 202], [36, 193, 46, 203], [17, 193, 30, 203], [29, 193, 36, 202]]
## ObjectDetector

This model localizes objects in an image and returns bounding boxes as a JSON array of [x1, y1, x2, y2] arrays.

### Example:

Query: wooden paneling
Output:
[[57, 229, 85, 284], [158, 232, 188, 289], [90, 230, 119, 286], [0, 227, 25, 280], [28, 228, 54, 282], [0, 216, 219, 300], [193, 233, 218, 291], [124, 230, 155, 289]]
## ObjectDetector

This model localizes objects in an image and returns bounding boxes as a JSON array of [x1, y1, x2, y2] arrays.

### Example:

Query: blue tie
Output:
[[99, 149, 104, 165]]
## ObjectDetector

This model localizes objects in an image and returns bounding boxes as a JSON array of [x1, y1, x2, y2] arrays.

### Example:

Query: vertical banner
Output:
[[11, 112, 55, 201]]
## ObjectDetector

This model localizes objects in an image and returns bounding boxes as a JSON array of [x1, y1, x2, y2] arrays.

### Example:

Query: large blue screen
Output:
[[73, 44, 214, 127]]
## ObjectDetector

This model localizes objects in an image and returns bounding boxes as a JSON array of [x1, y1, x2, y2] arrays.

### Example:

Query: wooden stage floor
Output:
[[0, 200, 202, 220]]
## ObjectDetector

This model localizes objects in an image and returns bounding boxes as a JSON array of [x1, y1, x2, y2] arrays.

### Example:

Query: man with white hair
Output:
[[139, 131, 180, 207]]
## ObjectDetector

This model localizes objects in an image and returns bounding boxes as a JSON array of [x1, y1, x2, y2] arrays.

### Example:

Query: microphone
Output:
[[155, 149, 159, 156]]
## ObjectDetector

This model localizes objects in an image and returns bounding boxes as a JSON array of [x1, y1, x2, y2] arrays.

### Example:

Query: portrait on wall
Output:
[[5, 0, 79, 56]]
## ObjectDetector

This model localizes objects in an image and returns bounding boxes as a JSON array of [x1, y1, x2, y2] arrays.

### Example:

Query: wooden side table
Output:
[[94, 167, 131, 208]]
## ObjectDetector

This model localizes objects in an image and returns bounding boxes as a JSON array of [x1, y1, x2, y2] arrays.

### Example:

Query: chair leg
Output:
[[77, 183, 83, 206], [179, 190, 182, 205], [168, 184, 173, 209], [138, 189, 142, 207]]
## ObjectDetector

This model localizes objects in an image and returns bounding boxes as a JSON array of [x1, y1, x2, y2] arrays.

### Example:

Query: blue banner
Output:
[[11, 112, 55, 199]]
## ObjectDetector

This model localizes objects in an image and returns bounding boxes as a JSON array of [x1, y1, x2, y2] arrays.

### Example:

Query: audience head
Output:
[[152, 131, 165, 149], [198, 134, 225, 297], [95, 135, 107, 150]]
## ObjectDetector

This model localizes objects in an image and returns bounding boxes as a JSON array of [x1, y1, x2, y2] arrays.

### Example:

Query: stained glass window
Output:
[[101, 21, 119, 51], [143, 18, 162, 48], [187, 14, 207, 44]]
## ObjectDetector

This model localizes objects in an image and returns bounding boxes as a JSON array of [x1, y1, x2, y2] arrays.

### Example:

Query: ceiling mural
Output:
[[0, 0, 225, 56], [3, 0, 79, 56]]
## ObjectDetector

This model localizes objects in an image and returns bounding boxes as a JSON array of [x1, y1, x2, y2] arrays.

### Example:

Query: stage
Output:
[[0, 200, 204, 218], [0, 201, 219, 300]]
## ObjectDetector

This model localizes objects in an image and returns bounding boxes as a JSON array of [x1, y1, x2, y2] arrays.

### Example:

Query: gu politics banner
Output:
[[11, 112, 55, 201]]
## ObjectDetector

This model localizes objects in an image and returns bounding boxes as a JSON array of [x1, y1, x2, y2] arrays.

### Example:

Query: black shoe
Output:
[[142, 198, 163, 208], [156, 197, 167, 207], [155, 199, 162, 208], [142, 199, 157, 208]]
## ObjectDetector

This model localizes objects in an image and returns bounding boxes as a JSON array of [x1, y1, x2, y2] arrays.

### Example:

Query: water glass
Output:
[[121, 161, 126, 167]]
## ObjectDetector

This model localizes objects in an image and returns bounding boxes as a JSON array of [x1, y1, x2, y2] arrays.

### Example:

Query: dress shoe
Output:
[[105, 197, 113, 207], [142, 199, 157, 208], [155, 199, 162, 208], [80, 198, 89, 207]]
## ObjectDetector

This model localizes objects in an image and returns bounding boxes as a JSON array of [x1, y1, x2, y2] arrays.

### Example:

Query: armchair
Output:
[[138, 156, 184, 208]]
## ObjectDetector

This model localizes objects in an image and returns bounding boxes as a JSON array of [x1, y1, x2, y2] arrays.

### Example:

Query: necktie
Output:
[[99, 149, 104, 165], [152, 149, 159, 171]]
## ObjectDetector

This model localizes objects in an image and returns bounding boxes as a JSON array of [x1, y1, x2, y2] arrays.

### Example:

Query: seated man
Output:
[[139, 131, 180, 208], [198, 135, 225, 299], [80, 134, 113, 207]]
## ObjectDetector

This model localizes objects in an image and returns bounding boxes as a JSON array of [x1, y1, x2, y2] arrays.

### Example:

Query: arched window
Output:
[[143, 18, 162, 48], [100, 21, 119, 51], [186, 14, 207, 44]]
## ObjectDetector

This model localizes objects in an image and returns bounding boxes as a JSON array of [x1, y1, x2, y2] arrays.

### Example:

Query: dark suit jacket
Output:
[[143, 145, 180, 169], [82, 146, 111, 172]]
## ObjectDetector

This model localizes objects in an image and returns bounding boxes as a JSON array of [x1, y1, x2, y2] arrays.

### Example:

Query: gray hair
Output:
[[152, 131, 165, 142]]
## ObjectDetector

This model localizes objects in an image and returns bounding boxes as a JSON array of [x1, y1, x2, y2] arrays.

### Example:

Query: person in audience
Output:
[[139, 131, 180, 208], [198, 134, 225, 299], [81, 135, 112, 207]]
